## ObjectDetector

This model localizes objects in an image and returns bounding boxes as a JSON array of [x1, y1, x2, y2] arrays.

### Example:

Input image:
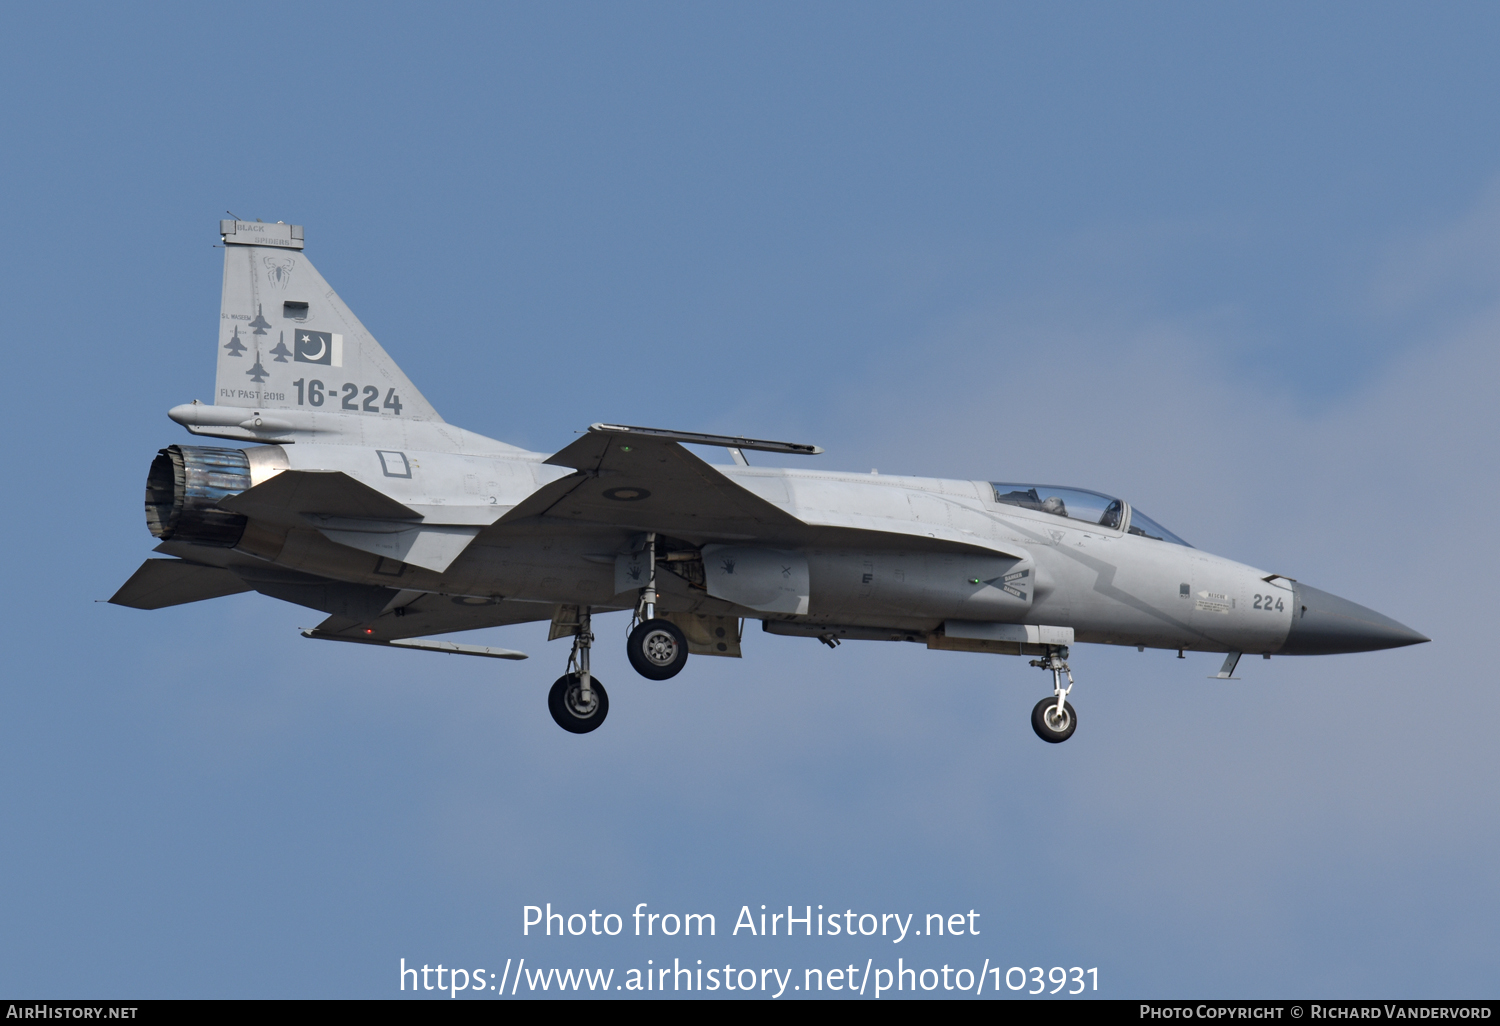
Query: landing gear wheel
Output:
[[1031, 696, 1077, 743], [627, 619, 689, 680], [548, 674, 609, 734]]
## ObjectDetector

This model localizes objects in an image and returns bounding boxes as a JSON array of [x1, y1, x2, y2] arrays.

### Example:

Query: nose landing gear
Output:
[[1029, 645, 1077, 743]]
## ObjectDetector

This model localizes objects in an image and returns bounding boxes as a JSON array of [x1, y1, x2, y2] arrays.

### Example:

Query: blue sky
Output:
[[1, 2, 1496, 998]]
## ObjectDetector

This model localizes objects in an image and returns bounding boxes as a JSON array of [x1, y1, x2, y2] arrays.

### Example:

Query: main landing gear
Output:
[[628, 619, 688, 680], [626, 531, 688, 681], [1029, 645, 1077, 743], [549, 607, 609, 734], [547, 532, 692, 734]]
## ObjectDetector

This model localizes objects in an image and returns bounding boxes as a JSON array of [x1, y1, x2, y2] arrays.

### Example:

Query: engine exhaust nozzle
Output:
[[144, 445, 250, 547]]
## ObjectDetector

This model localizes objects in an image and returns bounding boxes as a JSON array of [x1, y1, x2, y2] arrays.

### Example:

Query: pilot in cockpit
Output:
[[1039, 495, 1067, 517]]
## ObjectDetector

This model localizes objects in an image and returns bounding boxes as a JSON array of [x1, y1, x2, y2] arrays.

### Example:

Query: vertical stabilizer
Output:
[[214, 221, 441, 422]]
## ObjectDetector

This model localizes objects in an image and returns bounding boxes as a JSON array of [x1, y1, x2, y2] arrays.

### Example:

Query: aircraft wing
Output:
[[496, 424, 1028, 561], [496, 425, 806, 540], [109, 558, 251, 609], [308, 593, 555, 641]]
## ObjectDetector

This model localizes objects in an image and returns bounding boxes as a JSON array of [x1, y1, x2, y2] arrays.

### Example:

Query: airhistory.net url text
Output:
[[399, 958, 1098, 997]]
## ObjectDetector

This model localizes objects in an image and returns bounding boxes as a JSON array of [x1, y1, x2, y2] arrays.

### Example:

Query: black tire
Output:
[[548, 674, 609, 734], [1031, 696, 1077, 743], [627, 619, 689, 680]]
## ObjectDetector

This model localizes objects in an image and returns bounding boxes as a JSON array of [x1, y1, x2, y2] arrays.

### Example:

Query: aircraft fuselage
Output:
[[153, 437, 1414, 661]]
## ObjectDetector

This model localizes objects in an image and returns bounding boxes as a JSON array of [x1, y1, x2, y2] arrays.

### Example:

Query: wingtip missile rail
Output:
[[587, 423, 823, 455]]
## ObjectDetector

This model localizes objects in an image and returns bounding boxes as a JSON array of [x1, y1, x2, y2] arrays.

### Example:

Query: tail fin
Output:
[[214, 220, 441, 422]]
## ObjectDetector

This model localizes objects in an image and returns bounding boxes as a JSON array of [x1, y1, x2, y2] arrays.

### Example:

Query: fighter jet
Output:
[[110, 220, 1429, 741]]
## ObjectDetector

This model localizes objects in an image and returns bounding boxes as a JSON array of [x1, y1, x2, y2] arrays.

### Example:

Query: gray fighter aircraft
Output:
[[111, 220, 1429, 741]]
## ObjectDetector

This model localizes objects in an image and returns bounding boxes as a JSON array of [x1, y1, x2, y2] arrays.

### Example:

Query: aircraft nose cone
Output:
[[1278, 582, 1430, 655]]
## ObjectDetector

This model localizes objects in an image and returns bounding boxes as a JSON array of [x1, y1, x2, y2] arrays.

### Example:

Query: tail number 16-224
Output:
[[293, 379, 402, 414]]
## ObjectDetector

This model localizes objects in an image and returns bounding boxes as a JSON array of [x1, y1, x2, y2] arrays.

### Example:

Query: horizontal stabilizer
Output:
[[230, 565, 400, 620], [301, 630, 527, 660], [219, 470, 418, 521], [109, 559, 251, 609], [309, 518, 481, 574]]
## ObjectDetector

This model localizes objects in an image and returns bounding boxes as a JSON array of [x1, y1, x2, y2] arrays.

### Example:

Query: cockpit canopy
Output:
[[1127, 507, 1191, 547], [989, 483, 1191, 546]]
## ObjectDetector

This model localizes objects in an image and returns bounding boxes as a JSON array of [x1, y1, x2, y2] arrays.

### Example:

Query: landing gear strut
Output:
[[549, 607, 609, 733], [1029, 645, 1077, 743], [627, 532, 689, 680]]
